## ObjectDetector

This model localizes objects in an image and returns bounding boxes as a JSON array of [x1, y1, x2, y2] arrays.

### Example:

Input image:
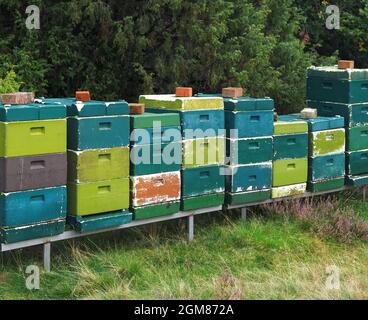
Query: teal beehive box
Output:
[[273, 134, 308, 160], [308, 100, 368, 128], [347, 126, 368, 151], [1, 219, 65, 244], [308, 154, 345, 181], [227, 137, 273, 165], [0, 186, 67, 228], [225, 111, 274, 138], [346, 150, 368, 176], [226, 163, 272, 193], [130, 142, 182, 175], [181, 165, 225, 197], [307, 66, 368, 104], [68, 116, 130, 150], [0, 103, 66, 121]]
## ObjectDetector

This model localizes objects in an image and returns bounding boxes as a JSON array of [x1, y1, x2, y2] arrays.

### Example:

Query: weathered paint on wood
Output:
[[225, 110, 274, 138], [68, 178, 130, 216], [307, 76, 368, 104], [308, 177, 345, 193], [0, 119, 66, 157], [132, 201, 180, 221], [272, 158, 308, 187], [183, 137, 225, 168], [68, 147, 129, 183], [67, 100, 129, 117], [225, 189, 271, 206], [226, 163, 272, 193], [346, 126, 368, 151], [308, 100, 368, 128], [0, 153, 67, 193], [346, 174, 368, 187], [67, 116, 130, 150], [227, 137, 273, 165], [346, 150, 368, 176], [139, 94, 224, 111], [181, 193, 225, 211], [130, 142, 182, 176], [0, 103, 66, 122], [310, 129, 345, 157], [272, 183, 307, 199], [181, 165, 225, 197], [1, 219, 65, 244], [67, 210, 132, 233], [0, 186, 67, 228], [130, 112, 180, 129], [308, 153, 345, 181], [274, 121, 308, 135], [273, 134, 308, 160], [131, 172, 181, 207]]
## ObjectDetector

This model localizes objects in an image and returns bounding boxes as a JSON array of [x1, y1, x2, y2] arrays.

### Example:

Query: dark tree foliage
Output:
[[1, 0, 363, 113]]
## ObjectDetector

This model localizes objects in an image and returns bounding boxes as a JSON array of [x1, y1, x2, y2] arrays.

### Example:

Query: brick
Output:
[[222, 87, 243, 98], [338, 60, 355, 70], [176, 87, 193, 97], [75, 91, 91, 102], [129, 103, 145, 115], [0, 92, 34, 105], [300, 108, 317, 119]]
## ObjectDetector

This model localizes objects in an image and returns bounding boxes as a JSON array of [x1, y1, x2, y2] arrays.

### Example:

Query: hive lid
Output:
[[0, 103, 66, 121], [274, 120, 308, 135], [307, 66, 368, 81], [139, 94, 224, 111], [279, 114, 345, 132]]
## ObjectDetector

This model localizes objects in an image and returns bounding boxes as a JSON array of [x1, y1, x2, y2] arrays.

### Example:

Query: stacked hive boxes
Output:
[[0, 95, 67, 243], [224, 94, 274, 205], [140, 90, 225, 211], [130, 112, 182, 220], [308, 64, 368, 186], [272, 119, 308, 198], [43, 96, 132, 232], [279, 114, 346, 192]]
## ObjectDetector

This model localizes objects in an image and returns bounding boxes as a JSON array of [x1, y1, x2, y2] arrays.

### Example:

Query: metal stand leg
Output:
[[43, 243, 51, 272], [241, 207, 247, 221], [188, 215, 194, 241], [364, 188, 367, 202]]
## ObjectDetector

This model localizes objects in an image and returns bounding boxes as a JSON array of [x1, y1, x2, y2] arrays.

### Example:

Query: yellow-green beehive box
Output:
[[139, 94, 224, 111], [183, 137, 225, 168], [68, 147, 129, 183], [68, 178, 130, 216], [0, 119, 66, 157]]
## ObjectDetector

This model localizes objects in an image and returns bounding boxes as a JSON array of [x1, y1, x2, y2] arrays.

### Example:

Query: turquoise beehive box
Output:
[[273, 134, 308, 160], [308, 154, 345, 181], [68, 116, 130, 150], [0, 186, 67, 228]]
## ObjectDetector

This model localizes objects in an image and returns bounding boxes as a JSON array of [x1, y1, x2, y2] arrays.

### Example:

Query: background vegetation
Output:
[[1, 0, 367, 113]]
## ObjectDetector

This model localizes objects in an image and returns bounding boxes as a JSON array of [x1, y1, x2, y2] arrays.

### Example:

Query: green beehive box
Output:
[[346, 150, 368, 176], [183, 137, 225, 168], [346, 174, 368, 187], [68, 210, 132, 233], [132, 201, 180, 220], [139, 94, 224, 111], [347, 126, 368, 151], [274, 120, 308, 135], [308, 177, 345, 193], [68, 147, 129, 183], [1, 219, 65, 244], [225, 189, 271, 206], [310, 129, 345, 157], [181, 193, 225, 211], [0, 119, 66, 157], [130, 112, 180, 129], [272, 183, 307, 199], [272, 158, 308, 187], [68, 178, 130, 216]]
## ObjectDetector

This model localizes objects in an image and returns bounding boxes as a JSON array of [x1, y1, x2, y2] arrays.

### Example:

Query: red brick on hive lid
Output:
[[129, 103, 145, 115], [338, 60, 355, 70], [75, 91, 91, 102], [222, 87, 244, 98], [176, 87, 193, 97], [0, 92, 34, 105]]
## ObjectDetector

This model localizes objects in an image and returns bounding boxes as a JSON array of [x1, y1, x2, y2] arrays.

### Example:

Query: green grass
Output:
[[1, 191, 368, 300]]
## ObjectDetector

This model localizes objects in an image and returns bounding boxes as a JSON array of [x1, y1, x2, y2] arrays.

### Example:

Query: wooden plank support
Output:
[[43, 242, 51, 273], [188, 215, 194, 241], [241, 207, 247, 221]]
